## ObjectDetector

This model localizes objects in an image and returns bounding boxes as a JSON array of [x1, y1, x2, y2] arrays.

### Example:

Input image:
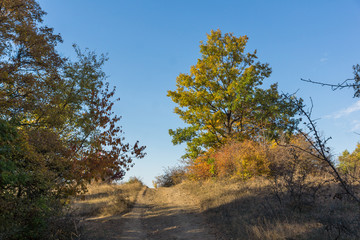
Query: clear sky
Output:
[[38, 0, 360, 186]]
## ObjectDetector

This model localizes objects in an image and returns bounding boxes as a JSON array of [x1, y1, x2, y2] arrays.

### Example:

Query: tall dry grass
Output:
[[71, 179, 144, 218], [179, 177, 360, 240]]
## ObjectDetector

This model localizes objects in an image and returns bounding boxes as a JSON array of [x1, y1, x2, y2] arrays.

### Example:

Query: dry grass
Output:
[[71, 181, 144, 218], [178, 177, 360, 240]]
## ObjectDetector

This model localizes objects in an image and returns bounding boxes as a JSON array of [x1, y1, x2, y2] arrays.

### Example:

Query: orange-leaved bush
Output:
[[214, 140, 270, 179], [188, 154, 217, 180], [187, 140, 271, 180], [186, 135, 328, 181]]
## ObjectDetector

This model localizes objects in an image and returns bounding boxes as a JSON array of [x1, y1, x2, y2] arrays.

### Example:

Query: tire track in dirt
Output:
[[140, 187, 216, 240], [82, 186, 216, 239], [118, 187, 147, 239], [80, 187, 147, 240]]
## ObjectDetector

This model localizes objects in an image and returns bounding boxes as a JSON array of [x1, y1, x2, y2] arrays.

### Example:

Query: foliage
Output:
[[0, 0, 64, 122], [126, 176, 144, 185], [0, 120, 68, 239], [215, 140, 270, 179], [186, 135, 329, 185], [187, 140, 270, 180], [168, 29, 300, 159], [0, 0, 145, 238], [153, 166, 186, 187], [186, 155, 215, 180], [61, 47, 146, 183], [338, 143, 360, 177]]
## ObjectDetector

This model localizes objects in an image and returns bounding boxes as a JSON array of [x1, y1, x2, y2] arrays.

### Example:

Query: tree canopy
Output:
[[168, 30, 299, 159], [338, 143, 360, 176], [0, 1, 145, 238]]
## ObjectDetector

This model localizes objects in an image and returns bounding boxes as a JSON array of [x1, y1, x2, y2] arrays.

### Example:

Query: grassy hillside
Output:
[[174, 177, 360, 240]]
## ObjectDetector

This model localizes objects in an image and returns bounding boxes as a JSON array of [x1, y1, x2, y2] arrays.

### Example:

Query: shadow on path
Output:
[[81, 187, 217, 240]]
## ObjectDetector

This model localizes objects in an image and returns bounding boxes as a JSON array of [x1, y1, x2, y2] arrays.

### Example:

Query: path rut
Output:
[[81, 186, 217, 240]]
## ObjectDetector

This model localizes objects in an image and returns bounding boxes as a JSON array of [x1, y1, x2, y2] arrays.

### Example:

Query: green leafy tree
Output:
[[0, 0, 64, 122], [168, 29, 299, 159], [0, 1, 146, 238], [59, 47, 146, 183], [338, 143, 360, 176]]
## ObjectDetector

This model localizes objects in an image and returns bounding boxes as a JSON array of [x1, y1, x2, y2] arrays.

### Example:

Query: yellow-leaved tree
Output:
[[168, 29, 300, 159], [338, 143, 360, 176]]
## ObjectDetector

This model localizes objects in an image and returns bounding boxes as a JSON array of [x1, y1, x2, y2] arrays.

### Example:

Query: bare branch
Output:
[[282, 93, 360, 204], [301, 78, 356, 90]]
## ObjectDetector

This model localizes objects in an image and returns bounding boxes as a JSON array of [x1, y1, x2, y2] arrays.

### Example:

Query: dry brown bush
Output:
[[267, 136, 330, 211], [153, 166, 186, 187]]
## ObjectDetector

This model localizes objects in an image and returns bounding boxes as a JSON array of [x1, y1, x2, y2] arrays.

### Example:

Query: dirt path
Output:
[[81, 186, 217, 240]]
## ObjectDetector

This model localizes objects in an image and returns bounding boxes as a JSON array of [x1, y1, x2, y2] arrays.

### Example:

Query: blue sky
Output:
[[38, 0, 360, 186]]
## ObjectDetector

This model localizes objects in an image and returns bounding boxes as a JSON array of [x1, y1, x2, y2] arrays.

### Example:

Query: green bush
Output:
[[0, 120, 79, 239]]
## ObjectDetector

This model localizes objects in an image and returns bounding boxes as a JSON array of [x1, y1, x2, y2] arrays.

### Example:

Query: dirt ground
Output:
[[80, 186, 218, 240]]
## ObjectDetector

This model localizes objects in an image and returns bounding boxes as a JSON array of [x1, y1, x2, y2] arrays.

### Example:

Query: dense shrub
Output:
[[187, 140, 270, 180], [0, 120, 82, 239], [126, 176, 144, 185], [153, 166, 186, 187], [267, 136, 331, 211], [215, 140, 270, 179], [186, 136, 328, 185], [187, 155, 216, 180]]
